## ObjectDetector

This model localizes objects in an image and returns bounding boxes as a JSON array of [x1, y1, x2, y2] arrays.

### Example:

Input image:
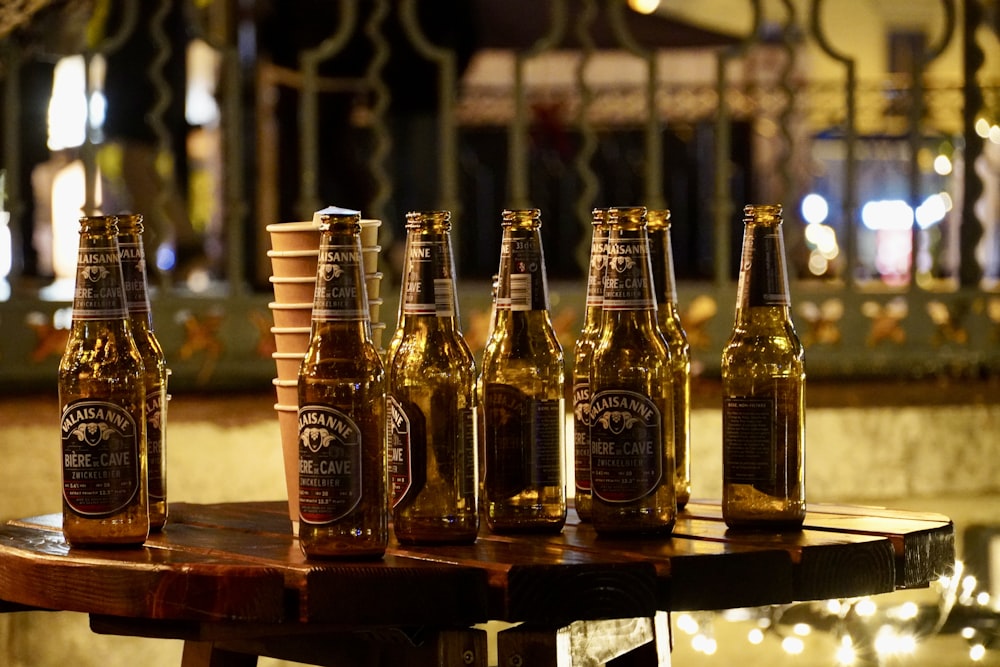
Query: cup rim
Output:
[[359, 219, 381, 226], [267, 249, 320, 258], [270, 276, 315, 284], [272, 378, 298, 387], [271, 326, 311, 334], [365, 271, 384, 280], [269, 302, 313, 309], [266, 221, 320, 233], [272, 351, 306, 359], [362, 245, 382, 252], [274, 403, 298, 413]]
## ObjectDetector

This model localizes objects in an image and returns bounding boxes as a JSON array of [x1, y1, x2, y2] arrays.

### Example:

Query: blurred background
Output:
[[1, 1, 999, 665]]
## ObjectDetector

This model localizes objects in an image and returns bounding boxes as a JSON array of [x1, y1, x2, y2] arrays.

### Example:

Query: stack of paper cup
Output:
[[265, 216, 384, 531], [360, 219, 384, 347], [266, 220, 321, 531]]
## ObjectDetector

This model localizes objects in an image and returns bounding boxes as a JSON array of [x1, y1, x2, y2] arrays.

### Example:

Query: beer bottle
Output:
[[571, 208, 608, 522], [721, 204, 805, 530], [117, 213, 169, 531], [480, 208, 566, 533], [590, 206, 675, 536], [298, 210, 387, 558], [388, 210, 478, 544], [646, 209, 691, 510], [59, 215, 149, 547]]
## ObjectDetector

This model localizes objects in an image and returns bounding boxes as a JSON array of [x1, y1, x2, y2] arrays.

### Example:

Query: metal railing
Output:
[[1, 0, 997, 391]]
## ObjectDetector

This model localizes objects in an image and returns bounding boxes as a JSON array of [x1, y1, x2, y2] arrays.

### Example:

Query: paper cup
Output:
[[371, 321, 387, 350], [362, 245, 381, 273], [267, 221, 322, 252], [272, 378, 299, 407], [272, 326, 311, 354], [270, 276, 316, 303], [368, 297, 384, 324], [360, 219, 381, 247], [274, 402, 300, 531], [268, 250, 319, 278], [272, 351, 305, 381], [269, 302, 313, 329], [365, 271, 383, 300]]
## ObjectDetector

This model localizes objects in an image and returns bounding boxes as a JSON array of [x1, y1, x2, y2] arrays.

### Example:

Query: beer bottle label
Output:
[[483, 383, 529, 498], [589, 390, 663, 503], [507, 236, 548, 312], [402, 239, 455, 317], [648, 231, 677, 307], [118, 240, 151, 314], [531, 399, 563, 486], [313, 245, 368, 321], [572, 380, 593, 493], [61, 400, 141, 516], [388, 396, 427, 508], [458, 406, 477, 497], [743, 226, 790, 307], [146, 390, 166, 503], [585, 232, 608, 309], [72, 246, 128, 320], [298, 405, 364, 524], [601, 237, 655, 312], [722, 396, 775, 487]]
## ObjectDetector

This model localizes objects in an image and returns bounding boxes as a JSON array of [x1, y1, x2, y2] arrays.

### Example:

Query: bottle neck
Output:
[[71, 229, 128, 322], [118, 231, 154, 327], [312, 229, 371, 328], [647, 226, 678, 308], [496, 225, 549, 313], [401, 226, 461, 323], [582, 224, 609, 330], [734, 220, 791, 321]]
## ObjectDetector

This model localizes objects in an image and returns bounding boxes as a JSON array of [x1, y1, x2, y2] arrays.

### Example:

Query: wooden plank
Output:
[[391, 538, 659, 625], [158, 513, 490, 627], [673, 512, 897, 601], [0, 523, 285, 622], [684, 500, 956, 588], [502, 521, 797, 611]]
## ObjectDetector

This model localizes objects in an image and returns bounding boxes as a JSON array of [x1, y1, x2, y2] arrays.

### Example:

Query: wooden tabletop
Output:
[[0, 501, 954, 666]]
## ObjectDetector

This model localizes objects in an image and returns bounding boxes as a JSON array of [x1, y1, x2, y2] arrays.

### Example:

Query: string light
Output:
[[676, 560, 1000, 664]]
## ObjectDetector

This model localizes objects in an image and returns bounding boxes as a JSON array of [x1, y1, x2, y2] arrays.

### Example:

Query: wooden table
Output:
[[0, 501, 954, 666]]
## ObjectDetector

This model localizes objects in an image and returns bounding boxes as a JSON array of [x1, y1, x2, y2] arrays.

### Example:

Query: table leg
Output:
[[496, 614, 671, 667], [181, 640, 258, 667]]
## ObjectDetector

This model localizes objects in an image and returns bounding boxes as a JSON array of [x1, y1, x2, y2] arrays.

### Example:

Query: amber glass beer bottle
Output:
[[480, 208, 566, 533], [721, 204, 805, 530], [59, 215, 149, 547], [590, 206, 675, 536], [297, 210, 387, 558], [646, 209, 691, 510], [572, 208, 608, 522], [117, 213, 169, 530], [388, 210, 478, 544]]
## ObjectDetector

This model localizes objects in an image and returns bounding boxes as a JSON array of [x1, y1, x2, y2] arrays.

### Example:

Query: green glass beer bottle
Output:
[[117, 213, 169, 530], [480, 209, 566, 533], [590, 206, 675, 536], [646, 209, 691, 510], [721, 204, 805, 530], [59, 215, 149, 547], [388, 210, 479, 544], [571, 208, 609, 522], [298, 210, 388, 558]]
